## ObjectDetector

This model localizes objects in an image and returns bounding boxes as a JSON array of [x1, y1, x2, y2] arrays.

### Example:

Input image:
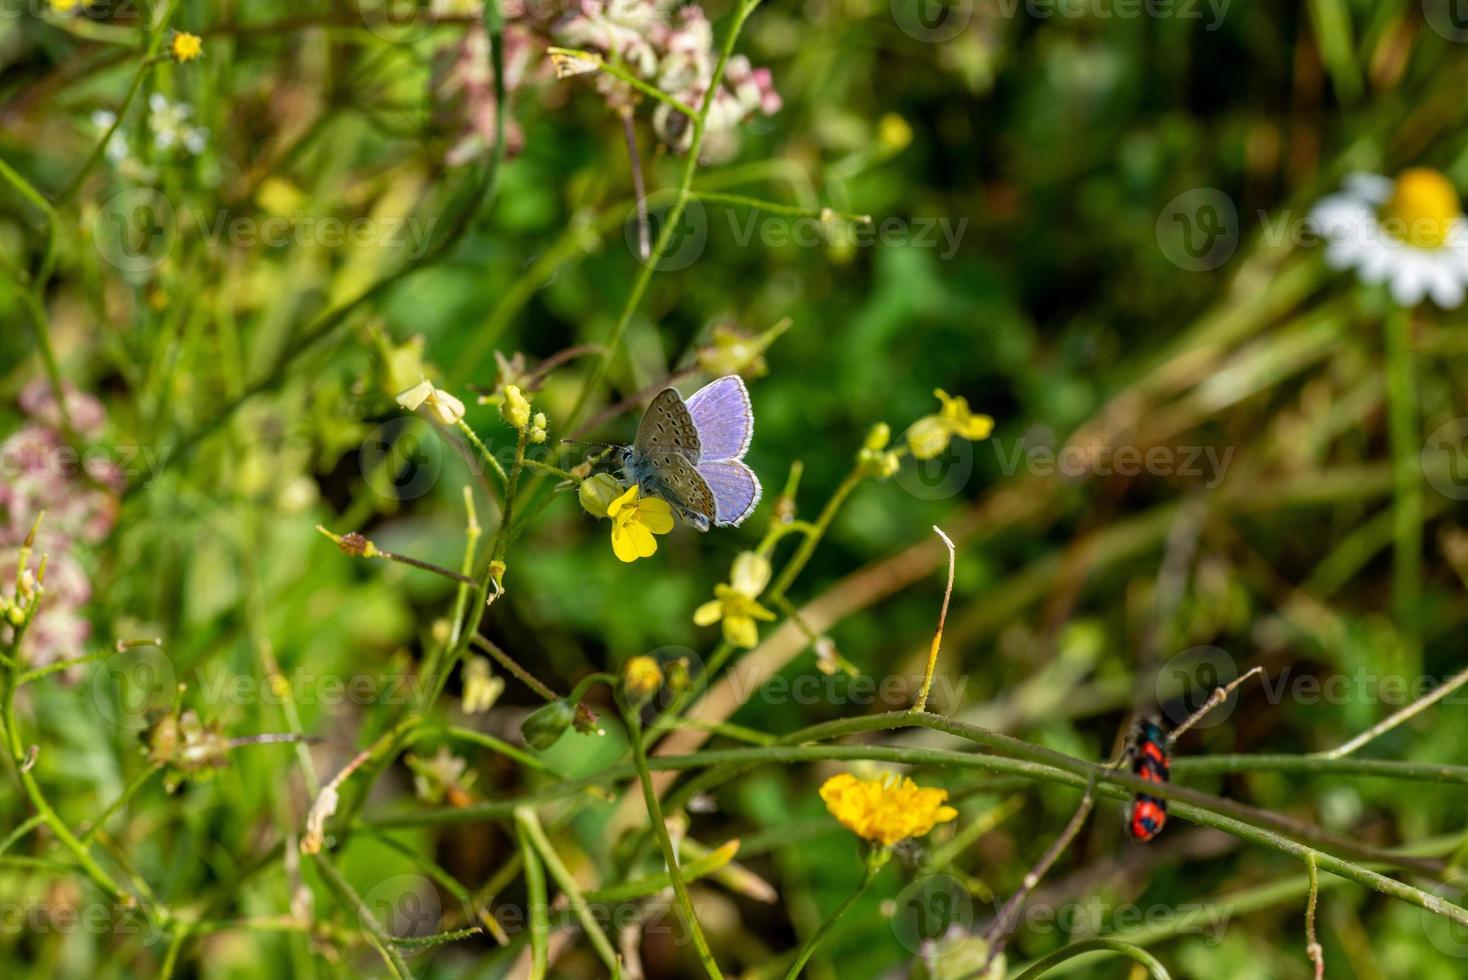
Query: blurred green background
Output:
[[5, 0, 1468, 976]]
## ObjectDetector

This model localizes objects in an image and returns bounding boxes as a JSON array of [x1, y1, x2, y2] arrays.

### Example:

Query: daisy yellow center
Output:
[[1380, 168, 1460, 250]]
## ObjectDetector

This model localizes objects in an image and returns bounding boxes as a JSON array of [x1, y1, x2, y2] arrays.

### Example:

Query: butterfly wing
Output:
[[635, 388, 701, 461], [685, 375, 753, 462], [696, 459, 761, 527], [641, 451, 716, 532]]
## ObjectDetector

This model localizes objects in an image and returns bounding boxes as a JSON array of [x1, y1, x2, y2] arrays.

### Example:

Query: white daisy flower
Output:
[[1308, 168, 1468, 308], [147, 93, 208, 156]]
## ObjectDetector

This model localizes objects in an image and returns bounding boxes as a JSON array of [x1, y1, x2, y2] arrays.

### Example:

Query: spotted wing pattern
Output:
[[635, 388, 701, 461], [642, 451, 716, 531]]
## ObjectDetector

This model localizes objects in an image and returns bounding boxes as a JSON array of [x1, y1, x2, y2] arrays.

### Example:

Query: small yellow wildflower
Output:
[[693, 552, 777, 648], [906, 389, 994, 461], [396, 378, 465, 425], [607, 484, 674, 562], [819, 772, 957, 847], [170, 32, 203, 63]]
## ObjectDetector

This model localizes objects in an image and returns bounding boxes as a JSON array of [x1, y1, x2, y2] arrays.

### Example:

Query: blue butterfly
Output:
[[620, 375, 762, 531]]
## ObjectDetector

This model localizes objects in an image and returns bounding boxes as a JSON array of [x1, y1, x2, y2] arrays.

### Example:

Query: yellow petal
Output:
[[638, 497, 675, 534], [608, 484, 640, 518], [610, 525, 640, 563], [906, 416, 951, 460], [693, 600, 724, 626], [724, 614, 759, 649], [746, 599, 777, 622], [628, 525, 658, 559], [730, 551, 771, 597]]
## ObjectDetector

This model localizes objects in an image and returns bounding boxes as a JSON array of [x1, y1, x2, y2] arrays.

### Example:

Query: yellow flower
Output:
[[607, 485, 674, 562], [396, 378, 465, 425], [170, 32, 203, 63], [693, 551, 777, 648], [906, 389, 994, 460], [819, 772, 958, 847]]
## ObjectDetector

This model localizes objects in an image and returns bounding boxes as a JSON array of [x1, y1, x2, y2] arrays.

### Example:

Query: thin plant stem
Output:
[[1009, 939, 1171, 980], [1315, 662, 1468, 759], [1383, 304, 1421, 664], [623, 704, 724, 979], [312, 853, 415, 979], [515, 807, 622, 976], [912, 525, 956, 712], [782, 854, 881, 979], [516, 818, 549, 980], [1305, 851, 1325, 980]]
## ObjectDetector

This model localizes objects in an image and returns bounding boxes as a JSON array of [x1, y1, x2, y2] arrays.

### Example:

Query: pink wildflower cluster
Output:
[[430, 0, 779, 165], [559, 0, 780, 158], [431, 9, 541, 167], [1, 383, 121, 667]]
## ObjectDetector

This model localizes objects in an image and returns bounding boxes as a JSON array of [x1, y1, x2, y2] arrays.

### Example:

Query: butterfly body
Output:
[[621, 376, 761, 530]]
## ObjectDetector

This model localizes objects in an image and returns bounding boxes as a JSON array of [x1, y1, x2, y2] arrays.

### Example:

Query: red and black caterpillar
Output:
[[1126, 717, 1171, 842]]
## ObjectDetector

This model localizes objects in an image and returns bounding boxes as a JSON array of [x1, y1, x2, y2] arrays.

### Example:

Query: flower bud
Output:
[[578, 473, 624, 518], [521, 699, 575, 750], [500, 384, 531, 430], [621, 656, 663, 707]]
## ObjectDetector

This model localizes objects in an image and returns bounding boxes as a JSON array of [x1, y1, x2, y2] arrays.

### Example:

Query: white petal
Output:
[[1344, 172, 1393, 204]]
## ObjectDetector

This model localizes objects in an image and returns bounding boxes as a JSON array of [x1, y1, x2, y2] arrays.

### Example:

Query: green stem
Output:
[[312, 853, 415, 979], [1010, 939, 1171, 980], [782, 852, 881, 979], [515, 807, 622, 976], [516, 818, 549, 980], [562, 0, 767, 435], [623, 704, 724, 979], [1383, 304, 1421, 665]]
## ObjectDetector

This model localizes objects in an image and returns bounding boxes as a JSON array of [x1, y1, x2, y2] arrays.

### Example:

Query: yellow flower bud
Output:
[[622, 656, 664, 706], [500, 384, 531, 430], [864, 422, 891, 452]]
